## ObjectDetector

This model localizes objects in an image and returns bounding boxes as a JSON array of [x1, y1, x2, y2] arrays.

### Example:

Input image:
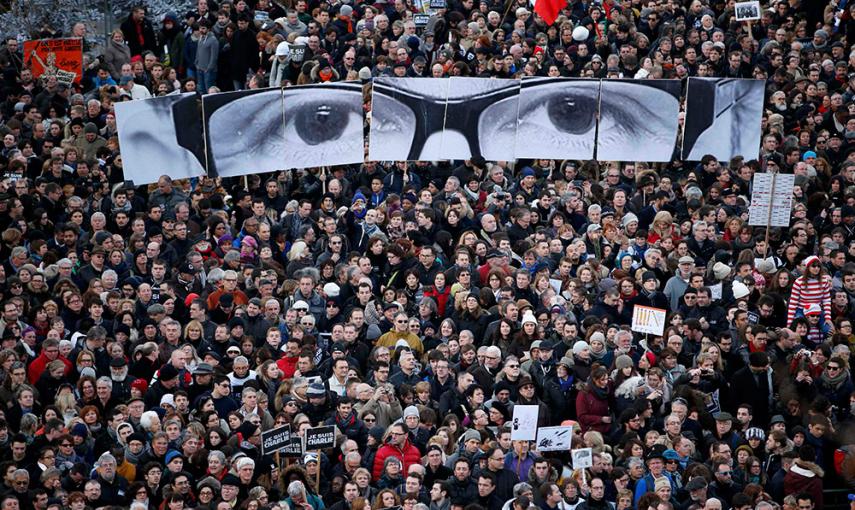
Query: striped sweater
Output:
[[786, 275, 832, 326]]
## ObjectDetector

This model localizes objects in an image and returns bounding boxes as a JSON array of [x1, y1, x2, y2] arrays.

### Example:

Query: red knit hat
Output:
[[130, 379, 148, 393]]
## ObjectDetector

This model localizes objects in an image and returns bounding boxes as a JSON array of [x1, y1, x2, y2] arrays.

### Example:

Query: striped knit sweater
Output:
[[786, 275, 832, 326]]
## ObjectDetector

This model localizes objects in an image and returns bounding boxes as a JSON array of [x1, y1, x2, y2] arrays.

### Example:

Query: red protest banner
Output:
[[23, 38, 83, 85]]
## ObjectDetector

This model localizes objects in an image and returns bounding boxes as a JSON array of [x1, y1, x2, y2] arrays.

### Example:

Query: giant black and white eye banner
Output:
[[115, 78, 764, 181], [114, 92, 206, 185], [369, 77, 449, 161], [444, 77, 519, 161], [202, 87, 285, 178], [281, 83, 364, 167], [369, 77, 521, 161], [597, 80, 682, 162], [681, 77, 764, 161], [370, 77, 759, 163], [515, 77, 600, 160], [202, 83, 364, 178]]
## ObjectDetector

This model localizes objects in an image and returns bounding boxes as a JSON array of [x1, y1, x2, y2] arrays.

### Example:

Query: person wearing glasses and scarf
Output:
[[816, 356, 854, 421]]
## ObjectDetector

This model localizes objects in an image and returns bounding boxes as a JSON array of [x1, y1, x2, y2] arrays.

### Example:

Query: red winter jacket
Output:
[[28, 353, 73, 385], [276, 354, 299, 379], [784, 460, 824, 509], [371, 437, 422, 481], [576, 385, 612, 435]]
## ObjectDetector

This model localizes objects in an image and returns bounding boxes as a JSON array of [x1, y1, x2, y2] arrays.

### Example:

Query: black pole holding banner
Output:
[[315, 450, 321, 490]]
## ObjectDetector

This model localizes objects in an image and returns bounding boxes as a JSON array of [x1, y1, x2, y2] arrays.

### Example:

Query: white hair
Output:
[[287, 480, 306, 497], [139, 410, 160, 431]]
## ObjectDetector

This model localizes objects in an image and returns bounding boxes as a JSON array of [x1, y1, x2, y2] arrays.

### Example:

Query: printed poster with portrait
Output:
[[203, 83, 363, 177], [115, 92, 206, 185], [514, 77, 600, 161], [596, 79, 682, 162], [23, 38, 83, 85], [735, 1, 761, 21]]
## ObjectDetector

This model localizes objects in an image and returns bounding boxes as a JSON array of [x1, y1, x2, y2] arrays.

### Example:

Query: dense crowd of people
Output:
[[0, 0, 853, 510]]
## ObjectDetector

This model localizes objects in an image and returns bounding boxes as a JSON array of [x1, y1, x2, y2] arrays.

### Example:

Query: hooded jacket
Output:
[[527, 464, 559, 505], [784, 459, 824, 508], [371, 434, 422, 481]]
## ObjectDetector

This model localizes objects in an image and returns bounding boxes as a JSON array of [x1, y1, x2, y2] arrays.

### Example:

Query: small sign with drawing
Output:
[[631, 305, 666, 336], [535, 426, 573, 452]]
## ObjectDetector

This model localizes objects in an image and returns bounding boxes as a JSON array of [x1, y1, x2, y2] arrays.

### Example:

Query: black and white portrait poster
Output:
[[369, 77, 450, 161], [115, 92, 206, 184], [596, 79, 681, 162], [514, 77, 600, 160], [282, 83, 364, 168], [681, 78, 764, 161], [203, 87, 285, 178], [441, 77, 520, 161], [734, 1, 761, 21]]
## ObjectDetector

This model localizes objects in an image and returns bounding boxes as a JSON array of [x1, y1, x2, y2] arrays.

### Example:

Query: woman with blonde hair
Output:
[[648, 211, 679, 245], [103, 29, 131, 78], [183, 320, 205, 344], [583, 430, 608, 455]]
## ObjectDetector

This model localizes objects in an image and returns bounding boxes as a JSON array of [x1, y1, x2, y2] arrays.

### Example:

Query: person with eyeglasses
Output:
[[0, 302, 27, 341], [707, 458, 742, 505], [371, 423, 421, 481], [91, 452, 129, 506], [376, 312, 424, 358], [209, 374, 239, 417], [815, 356, 853, 422]]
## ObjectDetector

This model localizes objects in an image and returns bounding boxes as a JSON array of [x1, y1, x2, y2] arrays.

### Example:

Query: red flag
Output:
[[534, 0, 564, 25]]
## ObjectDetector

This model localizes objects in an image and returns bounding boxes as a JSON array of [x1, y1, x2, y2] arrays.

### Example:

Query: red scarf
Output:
[[134, 19, 145, 49], [339, 14, 353, 33]]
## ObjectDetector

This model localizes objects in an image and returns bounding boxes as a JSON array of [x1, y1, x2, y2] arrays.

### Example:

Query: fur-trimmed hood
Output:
[[527, 464, 559, 485], [790, 459, 824, 478]]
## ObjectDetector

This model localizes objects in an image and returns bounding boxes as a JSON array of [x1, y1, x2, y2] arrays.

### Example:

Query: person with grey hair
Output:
[[228, 356, 257, 393], [236, 457, 255, 484], [627, 456, 644, 472], [284, 480, 324, 509], [93, 452, 127, 505], [139, 410, 161, 433], [470, 345, 502, 390], [207, 267, 226, 283]]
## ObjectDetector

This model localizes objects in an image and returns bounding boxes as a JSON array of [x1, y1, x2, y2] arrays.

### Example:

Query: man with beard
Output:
[[107, 357, 135, 401]]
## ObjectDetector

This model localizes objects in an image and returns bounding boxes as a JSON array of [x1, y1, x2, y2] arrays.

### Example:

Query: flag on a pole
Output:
[[534, 0, 565, 25]]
